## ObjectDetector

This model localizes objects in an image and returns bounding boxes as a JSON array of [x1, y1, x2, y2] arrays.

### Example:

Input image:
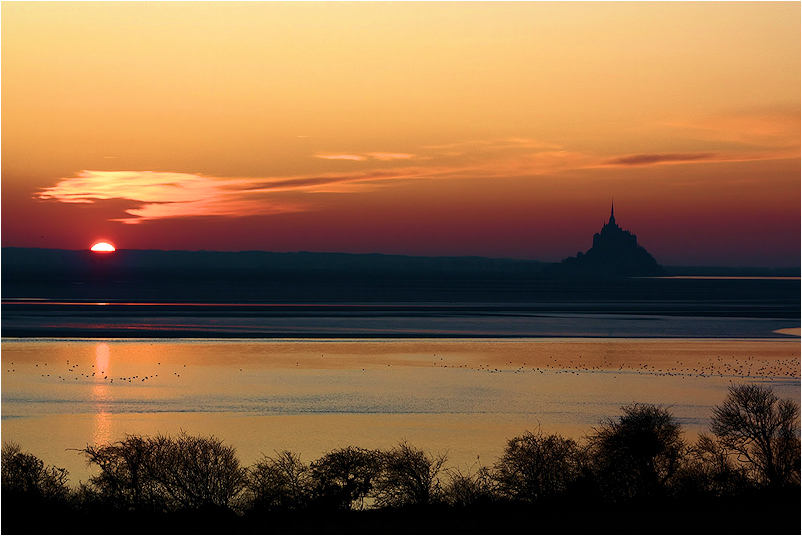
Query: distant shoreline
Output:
[[3, 320, 799, 340], [3, 331, 799, 339], [2, 247, 799, 279]]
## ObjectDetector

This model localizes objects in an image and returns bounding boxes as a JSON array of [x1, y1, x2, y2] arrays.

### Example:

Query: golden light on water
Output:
[[94, 343, 110, 371], [90, 241, 115, 252], [91, 343, 112, 446], [1, 338, 798, 484]]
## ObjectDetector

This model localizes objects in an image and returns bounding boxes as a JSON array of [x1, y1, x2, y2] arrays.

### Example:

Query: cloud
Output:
[[314, 154, 368, 161], [31, 145, 613, 226], [367, 152, 415, 161], [36, 167, 455, 224], [603, 152, 718, 166], [37, 171, 300, 223], [315, 152, 416, 162], [41, 125, 786, 226], [422, 138, 562, 153]]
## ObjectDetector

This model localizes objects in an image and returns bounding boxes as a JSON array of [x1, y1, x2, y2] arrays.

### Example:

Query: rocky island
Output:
[[550, 202, 665, 278]]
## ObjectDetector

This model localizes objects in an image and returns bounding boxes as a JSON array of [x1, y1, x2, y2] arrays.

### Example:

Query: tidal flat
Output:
[[2, 337, 798, 485]]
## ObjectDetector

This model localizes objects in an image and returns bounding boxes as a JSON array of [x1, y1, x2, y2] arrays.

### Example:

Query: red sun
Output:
[[90, 241, 116, 252]]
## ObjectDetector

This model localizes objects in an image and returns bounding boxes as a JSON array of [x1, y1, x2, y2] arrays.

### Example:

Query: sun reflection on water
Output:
[[91, 343, 112, 446]]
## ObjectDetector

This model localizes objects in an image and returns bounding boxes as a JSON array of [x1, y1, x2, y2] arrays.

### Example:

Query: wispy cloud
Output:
[[366, 152, 415, 161], [37, 171, 304, 223], [422, 137, 563, 156], [314, 154, 368, 161], [36, 167, 456, 224], [39, 122, 793, 225], [603, 152, 718, 167], [315, 152, 416, 162]]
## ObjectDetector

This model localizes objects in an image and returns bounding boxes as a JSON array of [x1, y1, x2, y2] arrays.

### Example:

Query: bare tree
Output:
[[244, 450, 310, 511], [442, 465, 495, 507], [671, 434, 750, 497], [492, 430, 580, 502], [1, 441, 70, 502], [711, 383, 800, 488], [155, 432, 246, 510], [83, 432, 245, 512], [82, 434, 164, 510], [372, 441, 447, 508]]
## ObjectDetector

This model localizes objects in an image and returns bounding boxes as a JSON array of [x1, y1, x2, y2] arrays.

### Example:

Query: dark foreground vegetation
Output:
[[2, 384, 799, 534]]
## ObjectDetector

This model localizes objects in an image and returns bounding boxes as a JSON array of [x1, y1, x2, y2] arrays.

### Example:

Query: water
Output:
[[2, 337, 799, 484], [2, 302, 798, 338]]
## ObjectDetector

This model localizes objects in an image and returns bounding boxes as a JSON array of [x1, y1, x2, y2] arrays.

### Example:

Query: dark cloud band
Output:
[[605, 153, 717, 166]]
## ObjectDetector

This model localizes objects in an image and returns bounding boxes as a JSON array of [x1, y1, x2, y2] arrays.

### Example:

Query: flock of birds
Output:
[[3, 350, 800, 384], [429, 352, 800, 381], [4, 360, 188, 385]]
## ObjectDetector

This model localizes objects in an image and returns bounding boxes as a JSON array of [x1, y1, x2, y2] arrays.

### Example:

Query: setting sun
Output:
[[90, 241, 116, 252]]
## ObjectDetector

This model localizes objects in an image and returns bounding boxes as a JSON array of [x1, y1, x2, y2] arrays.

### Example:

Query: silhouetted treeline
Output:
[[2, 384, 799, 534]]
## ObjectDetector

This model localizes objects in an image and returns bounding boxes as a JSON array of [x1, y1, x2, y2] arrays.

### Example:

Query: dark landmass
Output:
[[2, 246, 799, 338], [1, 247, 550, 303], [2, 247, 798, 303], [0, 247, 547, 281], [3, 246, 797, 287]]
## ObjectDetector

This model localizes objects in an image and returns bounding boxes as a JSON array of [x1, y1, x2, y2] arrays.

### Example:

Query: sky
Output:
[[2, 2, 799, 267]]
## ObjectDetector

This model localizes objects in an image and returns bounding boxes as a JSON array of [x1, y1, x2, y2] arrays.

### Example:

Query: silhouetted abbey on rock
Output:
[[550, 202, 665, 279]]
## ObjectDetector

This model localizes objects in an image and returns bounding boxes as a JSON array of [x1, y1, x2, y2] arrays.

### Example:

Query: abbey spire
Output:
[[603, 198, 619, 231]]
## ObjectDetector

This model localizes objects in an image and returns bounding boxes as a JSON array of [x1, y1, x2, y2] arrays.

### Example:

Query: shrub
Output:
[[308, 446, 382, 510], [586, 403, 685, 500], [492, 430, 580, 502]]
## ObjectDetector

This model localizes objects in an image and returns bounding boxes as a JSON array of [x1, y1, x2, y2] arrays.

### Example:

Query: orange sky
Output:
[[2, 2, 799, 266]]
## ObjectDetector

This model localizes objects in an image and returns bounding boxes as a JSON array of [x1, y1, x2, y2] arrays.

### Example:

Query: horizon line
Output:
[[1, 245, 799, 271]]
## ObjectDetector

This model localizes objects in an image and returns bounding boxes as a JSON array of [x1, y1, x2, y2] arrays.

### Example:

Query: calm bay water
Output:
[[2, 336, 799, 484], [2, 303, 798, 338]]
